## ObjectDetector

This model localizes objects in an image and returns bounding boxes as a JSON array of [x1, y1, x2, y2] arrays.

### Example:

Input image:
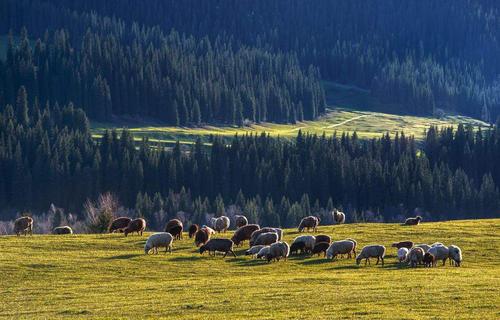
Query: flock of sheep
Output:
[[12, 212, 463, 267]]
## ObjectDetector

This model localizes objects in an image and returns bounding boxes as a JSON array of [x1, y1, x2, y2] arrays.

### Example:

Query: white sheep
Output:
[[332, 209, 345, 224], [254, 232, 279, 246], [428, 245, 449, 266], [292, 235, 316, 253], [213, 216, 230, 233], [267, 242, 290, 262], [356, 245, 386, 266], [256, 246, 271, 259], [397, 247, 409, 262], [415, 243, 431, 253], [245, 245, 266, 257], [144, 232, 174, 254], [448, 245, 463, 267], [431, 242, 444, 247], [326, 240, 356, 259]]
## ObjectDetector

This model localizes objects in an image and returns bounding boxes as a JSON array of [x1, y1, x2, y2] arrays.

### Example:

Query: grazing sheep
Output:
[[298, 216, 320, 232], [213, 216, 230, 233], [292, 235, 316, 253], [165, 219, 183, 240], [267, 242, 290, 262], [431, 242, 444, 247], [254, 232, 279, 246], [346, 238, 358, 257], [397, 247, 409, 262], [144, 232, 173, 254], [332, 209, 346, 224], [356, 245, 386, 266], [407, 247, 425, 267], [52, 226, 73, 235], [415, 244, 431, 253], [14, 216, 33, 236], [194, 229, 210, 247], [326, 240, 356, 259], [234, 215, 248, 228], [249, 227, 282, 246], [315, 235, 331, 244], [124, 218, 146, 237], [188, 224, 199, 238], [202, 225, 216, 235], [256, 246, 271, 259], [391, 241, 414, 249], [448, 245, 463, 267], [404, 216, 422, 226], [311, 242, 330, 257], [245, 245, 266, 257], [428, 245, 449, 266], [423, 252, 436, 267], [290, 241, 307, 255], [231, 224, 260, 246], [200, 239, 236, 258], [109, 217, 132, 233]]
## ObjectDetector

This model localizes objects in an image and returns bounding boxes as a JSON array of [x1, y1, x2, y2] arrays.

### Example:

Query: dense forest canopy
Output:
[[1, 0, 499, 123], [1, 88, 499, 225]]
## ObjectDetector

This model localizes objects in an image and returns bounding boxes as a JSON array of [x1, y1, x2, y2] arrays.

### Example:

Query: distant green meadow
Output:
[[1, 219, 498, 319]]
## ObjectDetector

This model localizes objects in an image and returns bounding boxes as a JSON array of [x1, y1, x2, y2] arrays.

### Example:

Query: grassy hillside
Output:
[[91, 82, 490, 145], [1, 219, 498, 319]]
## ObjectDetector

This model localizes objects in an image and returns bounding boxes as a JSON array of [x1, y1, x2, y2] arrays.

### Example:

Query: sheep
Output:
[[397, 247, 409, 262], [356, 245, 386, 266], [332, 209, 346, 224], [448, 245, 463, 267], [109, 217, 131, 233], [234, 215, 248, 228], [267, 242, 290, 262], [188, 224, 199, 238], [200, 239, 236, 258], [231, 224, 260, 246], [428, 245, 449, 266], [249, 227, 282, 246], [315, 234, 331, 244], [290, 241, 307, 255], [202, 225, 216, 235], [213, 216, 230, 233], [292, 235, 316, 253], [254, 232, 279, 246], [245, 245, 266, 257], [14, 216, 33, 236], [52, 226, 73, 235], [404, 216, 422, 226], [423, 252, 435, 267], [194, 229, 210, 247], [326, 240, 356, 259], [298, 216, 319, 232], [391, 241, 414, 249], [165, 219, 183, 240], [346, 238, 358, 257], [256, 246, 271, 259], [407, 247, 425, 267], [124, 218, 146, 237], [311, 242, 330, 257], [144, 232, 173, 254], [431, 242, 444, 247], [415, 244, 431, 253]]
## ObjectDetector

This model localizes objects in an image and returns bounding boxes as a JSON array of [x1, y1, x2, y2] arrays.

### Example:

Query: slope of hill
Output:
[[1, 219, 498, 319]]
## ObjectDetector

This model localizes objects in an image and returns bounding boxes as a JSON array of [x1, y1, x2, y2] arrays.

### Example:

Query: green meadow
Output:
[[1, 219, 499, 319]]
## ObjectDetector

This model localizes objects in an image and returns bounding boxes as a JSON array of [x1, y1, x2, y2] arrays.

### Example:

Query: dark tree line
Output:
[[2, 0, 498, 121], [1, 88, 499, 223]]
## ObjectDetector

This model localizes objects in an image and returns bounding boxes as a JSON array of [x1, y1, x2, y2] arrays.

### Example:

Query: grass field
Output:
[[1, 219, 498, 319]]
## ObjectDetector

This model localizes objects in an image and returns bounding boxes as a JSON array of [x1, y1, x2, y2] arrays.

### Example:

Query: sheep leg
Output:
[[223, 251, 228, 258], [376, 257, 380, 265], [381, 257, 384, 266], [230, 250, 236, 257], [442, 259, 446, 266]]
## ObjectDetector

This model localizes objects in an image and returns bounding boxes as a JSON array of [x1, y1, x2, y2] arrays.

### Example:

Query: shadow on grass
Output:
[[104, 254, 142, 260], [300, 258, 332, 265], [27, 263, 57, 269], [169, 255, 203, 262], [225, 257, 268, 267]]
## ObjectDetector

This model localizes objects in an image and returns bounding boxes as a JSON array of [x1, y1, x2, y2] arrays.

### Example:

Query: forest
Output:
[[1, 88, 499, 226], [1, 0, 499, 123]]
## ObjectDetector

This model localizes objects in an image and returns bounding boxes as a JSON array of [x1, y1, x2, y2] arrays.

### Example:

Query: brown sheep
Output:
[[195, 228, 210, 247], [199, 239, 236, 258], [311, 242, 330, 257], [165, 219, 183, 240], [52, 226, 73, 235], [423, 252, 436, 267], [249, 227, 280, 246], [188, 224, 199, 238], [391, 241, 414, 249], [298, 216, 319, 232], [109, 217, 132, 233], [404, 216, 422, 226], [124, 218, 146, 236], [231, 224, 260, 246], [315, 235, 331, 244], [290, 241, 306, 255], [14, 216, 33, 236], [234, 215, 249, 228]]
